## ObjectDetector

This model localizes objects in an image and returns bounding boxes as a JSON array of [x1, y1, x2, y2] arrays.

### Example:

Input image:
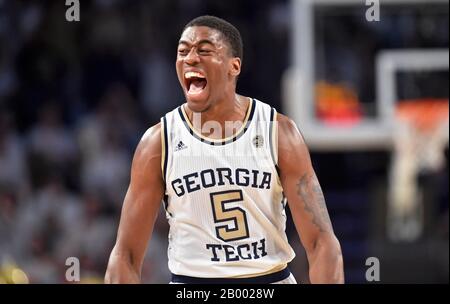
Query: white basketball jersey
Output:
[[160, 98, 295, 279]]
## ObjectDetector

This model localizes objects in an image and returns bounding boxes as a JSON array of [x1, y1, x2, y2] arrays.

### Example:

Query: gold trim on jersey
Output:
[[180, 98, 255, 143], [271, 110, 278, 165], [160, 118, 166, 179]]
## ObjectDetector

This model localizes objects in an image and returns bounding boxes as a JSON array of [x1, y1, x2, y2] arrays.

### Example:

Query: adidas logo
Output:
[[253, 135, 264, 148], [174, 140, 188, 151]]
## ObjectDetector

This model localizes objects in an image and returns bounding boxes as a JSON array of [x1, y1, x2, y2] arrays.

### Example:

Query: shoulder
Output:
[[276, 113, 297, 132], [133, 122, 162, 164], [143, 121, 161, 137], [276, 113, 306, 147], [276, 113, 311, 173], [127, 122, 165, 183]]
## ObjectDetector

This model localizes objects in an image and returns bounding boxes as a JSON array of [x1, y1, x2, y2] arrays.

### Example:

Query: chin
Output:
[[186, 98, 210, 113]]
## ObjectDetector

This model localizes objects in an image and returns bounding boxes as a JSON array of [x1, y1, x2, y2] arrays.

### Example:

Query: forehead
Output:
[[179, 26, 225, 46]]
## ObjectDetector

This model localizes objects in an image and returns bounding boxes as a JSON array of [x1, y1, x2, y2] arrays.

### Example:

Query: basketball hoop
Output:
[[388, 99, 449, 242]]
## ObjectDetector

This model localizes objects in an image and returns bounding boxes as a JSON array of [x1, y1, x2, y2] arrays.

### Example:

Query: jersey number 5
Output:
[[210, 190, 250, 242]]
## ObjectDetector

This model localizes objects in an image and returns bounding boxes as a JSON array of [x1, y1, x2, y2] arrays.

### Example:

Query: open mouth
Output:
[[184, 71, 207, 96]]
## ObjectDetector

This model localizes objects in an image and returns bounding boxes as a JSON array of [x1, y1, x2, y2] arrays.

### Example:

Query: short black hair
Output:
[[183, 15, 243, 62]]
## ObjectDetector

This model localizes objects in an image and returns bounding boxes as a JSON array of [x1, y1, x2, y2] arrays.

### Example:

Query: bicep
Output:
[[277, 117, 333, 251], [114, 126, 165, 265]]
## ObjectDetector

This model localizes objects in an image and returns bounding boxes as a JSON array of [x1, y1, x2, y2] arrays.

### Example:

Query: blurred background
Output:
[[0, 0, 448, 283]]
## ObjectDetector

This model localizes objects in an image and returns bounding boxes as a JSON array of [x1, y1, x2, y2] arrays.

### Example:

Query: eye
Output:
[[178, 48, 189, 56], [198, 49, 212, 55]]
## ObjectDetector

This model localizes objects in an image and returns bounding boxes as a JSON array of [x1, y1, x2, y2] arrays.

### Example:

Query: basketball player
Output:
[[105, 16, 344, 284]]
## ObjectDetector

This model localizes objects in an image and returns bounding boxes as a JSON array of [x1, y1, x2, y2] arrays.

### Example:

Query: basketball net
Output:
[[387, 99, 449, 242]]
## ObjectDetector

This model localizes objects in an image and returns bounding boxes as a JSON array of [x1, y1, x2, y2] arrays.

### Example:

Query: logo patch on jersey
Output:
[[174, 140, 188, 151], [252, 135, 264, 148]]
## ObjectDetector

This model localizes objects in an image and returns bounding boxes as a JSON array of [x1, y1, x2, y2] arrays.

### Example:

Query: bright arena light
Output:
[[11, 269, 29, 284]]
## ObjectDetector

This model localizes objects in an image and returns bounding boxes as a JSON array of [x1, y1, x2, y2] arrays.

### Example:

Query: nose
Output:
[[184, 48, 200, 65]]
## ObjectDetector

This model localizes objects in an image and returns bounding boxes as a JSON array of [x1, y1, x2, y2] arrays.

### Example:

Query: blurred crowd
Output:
[[0, 0, 290, 283], [0, 0, 448, 284]]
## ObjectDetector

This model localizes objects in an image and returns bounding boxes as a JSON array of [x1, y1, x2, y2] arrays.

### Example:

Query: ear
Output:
[[229, 57, 241, 78]]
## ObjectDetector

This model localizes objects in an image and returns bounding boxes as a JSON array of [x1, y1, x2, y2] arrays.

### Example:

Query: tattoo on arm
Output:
[[296, 173, 333, 233]]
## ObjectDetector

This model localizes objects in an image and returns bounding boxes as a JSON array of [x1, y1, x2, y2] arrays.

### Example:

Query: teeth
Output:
[[185, 71, 205, 79]]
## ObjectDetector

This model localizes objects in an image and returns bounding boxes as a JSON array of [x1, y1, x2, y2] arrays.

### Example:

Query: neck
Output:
[[184, 93, 251, 140]]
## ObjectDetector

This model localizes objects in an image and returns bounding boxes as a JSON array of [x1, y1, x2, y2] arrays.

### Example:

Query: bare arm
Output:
[[277, 114, 344, 284], [105, 123, 165, 283]]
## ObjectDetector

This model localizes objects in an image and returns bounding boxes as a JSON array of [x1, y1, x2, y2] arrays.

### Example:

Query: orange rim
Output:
[[396, 99, 449, 133]]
